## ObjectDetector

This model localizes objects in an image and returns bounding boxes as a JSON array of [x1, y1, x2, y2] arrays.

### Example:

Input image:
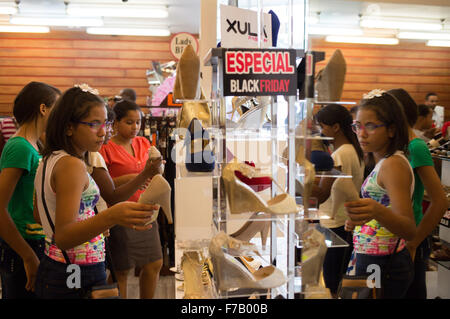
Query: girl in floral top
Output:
[[33, 85, 157, 299], [345, 90, 416, 298]]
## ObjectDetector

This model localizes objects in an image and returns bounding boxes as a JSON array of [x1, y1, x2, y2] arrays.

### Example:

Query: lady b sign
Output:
[[170, 32, 199, 61]]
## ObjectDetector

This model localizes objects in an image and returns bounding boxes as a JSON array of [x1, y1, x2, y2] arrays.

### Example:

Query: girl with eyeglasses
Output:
[[0, 82, 60, 299], [344, 90, 416, 298], [33, 85, 157, 299]]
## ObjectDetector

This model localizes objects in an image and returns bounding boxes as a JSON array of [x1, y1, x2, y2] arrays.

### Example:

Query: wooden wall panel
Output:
[[0, 30, 174, 115], [310, 38, 450, 122]]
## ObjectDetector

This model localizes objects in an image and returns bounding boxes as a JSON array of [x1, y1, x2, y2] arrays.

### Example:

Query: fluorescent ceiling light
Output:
[[326, 35, 399, 45], [397, 32, 450, 40], [360, 18, 442, 31], [427, 40, 450, 47], [86, 27, 170, 37], [10, 16, 103, 27], [0, 25, 49, 33], [67, 4, 168, 19], [0, 3, 17, 15], [309, 26, 363, 36]]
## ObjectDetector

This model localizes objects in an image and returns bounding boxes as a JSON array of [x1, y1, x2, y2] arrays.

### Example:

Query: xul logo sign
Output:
[[226, 19, 268, 39]]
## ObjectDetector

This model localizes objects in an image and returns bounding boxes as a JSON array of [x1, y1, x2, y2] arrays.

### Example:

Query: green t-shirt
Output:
[[0, 136, 44, 240], [408, 138, 434, 226]]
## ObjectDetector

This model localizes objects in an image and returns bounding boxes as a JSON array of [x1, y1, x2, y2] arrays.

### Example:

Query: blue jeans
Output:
[[0, 238, 45, 299], [355, 248, 414, 299], [405, 238, 430, 299], [35, 255, 107, 299]]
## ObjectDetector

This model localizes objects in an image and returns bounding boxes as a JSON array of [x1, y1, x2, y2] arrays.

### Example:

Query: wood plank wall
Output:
[[0, 30, 174, 115], [310, 37, 450, 121]]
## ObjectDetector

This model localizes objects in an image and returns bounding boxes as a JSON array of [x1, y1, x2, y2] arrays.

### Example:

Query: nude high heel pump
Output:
[[138, 174, 173, 224], [222, 161, 299, 215], [330, 178, 360, 219], [230, 212, 270, 249], [209, 231, 286, 290]]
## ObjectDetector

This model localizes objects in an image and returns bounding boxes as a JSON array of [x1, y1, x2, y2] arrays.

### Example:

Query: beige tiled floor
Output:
[[126, 270, 175, 299]]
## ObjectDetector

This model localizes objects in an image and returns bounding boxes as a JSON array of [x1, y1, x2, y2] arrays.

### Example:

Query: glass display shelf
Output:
[[296, 224, 350, 249], [434, 260, 450, 270]]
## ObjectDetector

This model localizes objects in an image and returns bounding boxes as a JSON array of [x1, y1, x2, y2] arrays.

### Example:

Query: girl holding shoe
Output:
[[100, 100, 165, 299], [345, 89, 416, 299], [34, 85, 157, 299]]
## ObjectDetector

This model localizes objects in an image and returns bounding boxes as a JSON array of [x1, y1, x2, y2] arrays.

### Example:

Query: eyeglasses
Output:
[[77, 120, 113, 132], [351, 121, 386, 134]]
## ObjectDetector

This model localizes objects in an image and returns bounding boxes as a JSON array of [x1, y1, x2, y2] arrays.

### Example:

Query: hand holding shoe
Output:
[[107, 201, 157, 230], [143, 156, 164, 178], [344, 198, 381, 225]]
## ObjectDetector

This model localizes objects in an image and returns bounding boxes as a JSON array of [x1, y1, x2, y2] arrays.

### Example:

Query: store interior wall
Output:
[[310, 37, 450, 121], [0, 30, 176, 114]]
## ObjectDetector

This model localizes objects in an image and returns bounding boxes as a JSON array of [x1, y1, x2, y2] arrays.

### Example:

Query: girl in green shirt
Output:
[[0, 82, 60, 298]]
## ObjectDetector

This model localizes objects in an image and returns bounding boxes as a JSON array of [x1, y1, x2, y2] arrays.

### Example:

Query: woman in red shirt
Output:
[[100, 100, 163, 299]]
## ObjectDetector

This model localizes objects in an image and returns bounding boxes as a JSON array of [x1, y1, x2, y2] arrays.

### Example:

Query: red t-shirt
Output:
[[100, 136, 150, 202]]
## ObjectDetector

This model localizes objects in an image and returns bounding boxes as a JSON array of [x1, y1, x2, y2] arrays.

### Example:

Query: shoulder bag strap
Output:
[[40, 157, 72, 265], [93, 206, 117, 283]]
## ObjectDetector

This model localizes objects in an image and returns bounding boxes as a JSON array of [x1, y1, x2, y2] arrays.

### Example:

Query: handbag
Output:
[[40, 158, 120, 299], [337, 238, 401, 299]]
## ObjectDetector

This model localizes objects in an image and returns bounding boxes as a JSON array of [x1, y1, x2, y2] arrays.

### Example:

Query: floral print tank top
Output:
[[39, 151, 105, 265], [353, 152, 413, 256]]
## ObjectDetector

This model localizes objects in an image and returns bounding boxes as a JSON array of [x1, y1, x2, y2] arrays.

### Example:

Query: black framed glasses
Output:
[[351, 121, 386, 134], [77, 120, 113, 132]]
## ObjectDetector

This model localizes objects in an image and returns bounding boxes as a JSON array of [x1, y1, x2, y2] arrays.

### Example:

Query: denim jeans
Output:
[[405, 238, 430, 299], [0, 238, 45, 299], [35, 255, 107, 299], [355, 248, 414, 299]]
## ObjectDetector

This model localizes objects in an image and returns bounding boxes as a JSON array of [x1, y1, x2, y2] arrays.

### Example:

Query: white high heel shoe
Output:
[[209, 231, 286, 290], [222, 161, 300, 215], [330, 178, 360, 219], [138, 174, 173, 224]]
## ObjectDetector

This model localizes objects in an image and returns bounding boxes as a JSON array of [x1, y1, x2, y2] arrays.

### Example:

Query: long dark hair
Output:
[[315, 104, 364, 163], [387, 88, 418, 127], [42, 86, 106, 160], [13, 81, 60, 126], [113, 99, 141, 121], [358, 91, 410, 158]]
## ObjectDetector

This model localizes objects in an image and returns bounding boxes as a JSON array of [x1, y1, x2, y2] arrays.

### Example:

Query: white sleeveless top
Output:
[[35, 150, 105, 265]]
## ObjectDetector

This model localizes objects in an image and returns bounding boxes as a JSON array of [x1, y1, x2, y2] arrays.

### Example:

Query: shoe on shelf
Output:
[[184, 118, 215, 172], [173, 44, 201, 100], [315, 49, 346, 102], [209, 231, 286, 290], [230, 212, 270, 249], [234, 161, 272, 193], [181, 251, 207, 299], [222, 160, 299, 215]]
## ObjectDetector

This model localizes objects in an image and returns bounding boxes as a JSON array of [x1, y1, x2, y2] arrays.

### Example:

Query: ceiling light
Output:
[[427, 40, 450, 47], [86, 27, 170, 37], [326, 35, 399, 45], [10, 16, 103, 27], [67, 4, 168, 19], [397, 32, 450, 40], [0, 25, 49, 33], [309, 26, 363, 36], [360, 18, 442, 31], [0, 2, 17, 15]]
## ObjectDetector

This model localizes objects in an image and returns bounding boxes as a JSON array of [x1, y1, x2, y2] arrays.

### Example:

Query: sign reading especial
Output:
[[223, 48, 297, 96]]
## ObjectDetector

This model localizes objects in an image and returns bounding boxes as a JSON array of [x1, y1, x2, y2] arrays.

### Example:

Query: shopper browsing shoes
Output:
[[388, 89, 447, 299], [100, 100, 165, 299], [344, 90, 416, 299], [34, 85, 156, 299]]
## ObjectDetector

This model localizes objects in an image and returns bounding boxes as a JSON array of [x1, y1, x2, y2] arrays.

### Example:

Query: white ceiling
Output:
[[0, 0, 449, 35], [0, 0, 202, 34]]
